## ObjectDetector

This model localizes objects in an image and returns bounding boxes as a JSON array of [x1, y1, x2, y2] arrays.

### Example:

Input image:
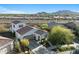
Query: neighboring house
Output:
[[53, 16, 60, 19], [64, 16, 72, 19], [32, 45, 50, 54], [63, 22, 76, 30], [0, 36, 13, 54], [48, 21, 64, 28], [28, 39, 50, 54], [74, 16, 79, 19], [28, 39, 40, 51], [10, 21, 26, 33], [48, 21, 76, 30]]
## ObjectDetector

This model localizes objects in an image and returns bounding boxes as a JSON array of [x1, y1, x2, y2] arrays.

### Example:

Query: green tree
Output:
[[40, 23, 48, 30], [48, 26, 75, 45]]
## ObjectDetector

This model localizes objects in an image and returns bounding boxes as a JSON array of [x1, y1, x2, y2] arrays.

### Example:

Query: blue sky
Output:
[[0, 4, 79, 14]]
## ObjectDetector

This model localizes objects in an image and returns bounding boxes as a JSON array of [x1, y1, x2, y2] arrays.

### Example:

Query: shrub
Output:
[[40, 24, 48, 30], [58, 46, 75, 52], [14, 39, 30, 53], [20, 39, 29, 47], [14, 41, 21, 52], [20, 39, 29, 52], [48, 26, 75, 45]]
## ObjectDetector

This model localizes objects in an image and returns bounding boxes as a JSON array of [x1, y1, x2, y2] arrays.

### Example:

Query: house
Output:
[[33, 29, 48, 41], [16, 25, 48, 41], [63, 22, 76, 30], [15, 25, 37, 40], [28, 38, 40, 50], [48, 21, 76, 30], [10, 20, 48, 41], [31, 45, 50, 54], [0, 36, 13, 54], [64, 16, 72, 19], [10, 21, 26, 33], [10, 21, 48, 54], [28, 39, 50, 54], [53, 16, 60, 19], [48, 21, 64, 28]]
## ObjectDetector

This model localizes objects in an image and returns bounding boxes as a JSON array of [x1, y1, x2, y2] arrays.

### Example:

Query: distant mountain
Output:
[[36, 12, 51, 16], [37, 12, 48, 14], [0, 10, 79, 17], [37, 12, 50, 16], [52, 10, 79, 16], [37, 10, 79, 16]]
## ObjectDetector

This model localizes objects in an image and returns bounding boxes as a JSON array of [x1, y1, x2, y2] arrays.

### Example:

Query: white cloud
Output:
[[0, 6, 26, 14]]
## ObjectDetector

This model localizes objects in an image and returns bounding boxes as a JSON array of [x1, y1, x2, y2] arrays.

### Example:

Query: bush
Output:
[[14, 39, 30, 53], [58, 46, 75, 52], [20, 39, 29, 47], [40, 24, 48, 30], [20, 39, 30, 52], [14, 41, 21, 52], [48, 26, 75, 45]]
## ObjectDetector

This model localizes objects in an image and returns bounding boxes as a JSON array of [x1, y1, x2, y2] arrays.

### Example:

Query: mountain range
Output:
[[0, 10, 79, 17], [37, 10, 79, 16]]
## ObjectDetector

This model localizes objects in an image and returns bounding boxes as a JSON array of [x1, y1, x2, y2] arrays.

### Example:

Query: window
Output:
[[19, 25, 23, 28], [13, 25, 15, 28], [38, 36, 40, 40]]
